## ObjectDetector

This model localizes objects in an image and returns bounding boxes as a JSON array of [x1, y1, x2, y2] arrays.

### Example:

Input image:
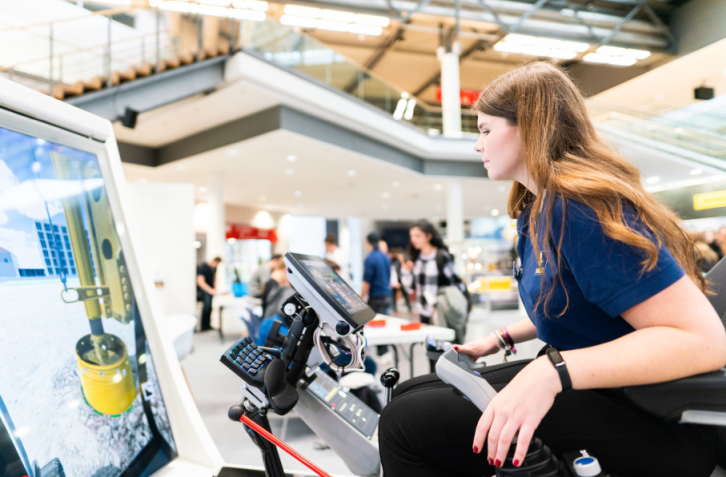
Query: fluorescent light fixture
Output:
[[583, 53, 610, 64], [562, 41, 590, 52], [232, 0, 268, 11], [623, 48, 651, 60], [355, 13, 390, 27], [196, 4, 230, 16], [284, 5, 321, 17], [403, 99, 416, 120], [504, 34, 535, 45], [348, 23, 383, 36], [393, 98, 407, 120], [198, 0, 231, 5], [159, 1, 193, 13], [646, 176, 660, 184], [280, 14, 316, 27], [434, 183, 443, 191], [597, 46, 626, 56], [548, 49, 577, 60], [491, 209, 500, 216], [607, 56, 637, 66], [560, 8, 575, 17], [493, 42, 523, 54], [533, 37, 562, 49], [91, 0, 131, 4], [691, 169, 703, 176], [320, 9, 356, 22], [315, 19, 349, 32], [229, 8, 265, 20]]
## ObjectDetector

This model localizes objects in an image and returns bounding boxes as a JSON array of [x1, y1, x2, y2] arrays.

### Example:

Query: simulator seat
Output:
[[622, 257, 726, 475]]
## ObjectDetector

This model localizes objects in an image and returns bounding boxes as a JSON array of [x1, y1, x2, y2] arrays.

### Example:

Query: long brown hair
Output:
[[474, 61, 707, 316]]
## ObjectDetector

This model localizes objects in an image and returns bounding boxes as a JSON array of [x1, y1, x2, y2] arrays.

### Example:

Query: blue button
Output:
[[575, 457, 595, 465]]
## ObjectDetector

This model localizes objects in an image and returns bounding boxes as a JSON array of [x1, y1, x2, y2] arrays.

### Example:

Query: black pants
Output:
[[369, 296, 392, 315], [391, 287, 412, 312], [200, 291, 213, 331], [379, 361, 720, 477]]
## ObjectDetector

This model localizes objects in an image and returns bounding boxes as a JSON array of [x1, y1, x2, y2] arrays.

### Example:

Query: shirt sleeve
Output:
[[363, 256, 374, 284], [551, 199, 685, 318]]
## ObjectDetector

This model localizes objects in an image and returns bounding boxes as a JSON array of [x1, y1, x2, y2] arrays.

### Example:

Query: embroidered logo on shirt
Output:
[[535, 252, 545, 275]]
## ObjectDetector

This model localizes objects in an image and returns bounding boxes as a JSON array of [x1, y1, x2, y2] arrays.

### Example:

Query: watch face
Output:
[[548, 348, 564, 365]]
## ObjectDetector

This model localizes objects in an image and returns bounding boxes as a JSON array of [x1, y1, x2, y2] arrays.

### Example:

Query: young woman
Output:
[[401, 220, 460, 325], [379, 62, 726, 477]]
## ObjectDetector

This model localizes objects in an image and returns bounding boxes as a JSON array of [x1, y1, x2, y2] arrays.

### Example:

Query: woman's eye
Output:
[[480, 130, 489, 136]]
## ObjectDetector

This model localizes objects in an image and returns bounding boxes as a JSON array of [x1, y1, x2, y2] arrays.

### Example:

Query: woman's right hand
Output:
[[454, 334, 500, 359]]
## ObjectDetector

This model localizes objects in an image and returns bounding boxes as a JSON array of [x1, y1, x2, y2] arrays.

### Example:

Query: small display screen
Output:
[[306, 372, 378, 439], [300, 259, 369, 315]]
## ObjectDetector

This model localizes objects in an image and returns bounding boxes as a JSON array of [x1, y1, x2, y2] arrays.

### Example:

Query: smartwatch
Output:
[[545, 347, 572, 392]]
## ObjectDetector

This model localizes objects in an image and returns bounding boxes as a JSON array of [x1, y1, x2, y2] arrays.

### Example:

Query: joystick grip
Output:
[[263, 359, 299, 415]]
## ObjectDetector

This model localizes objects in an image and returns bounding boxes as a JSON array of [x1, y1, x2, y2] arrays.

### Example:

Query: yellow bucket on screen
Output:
[[76, 334, 136, 415]]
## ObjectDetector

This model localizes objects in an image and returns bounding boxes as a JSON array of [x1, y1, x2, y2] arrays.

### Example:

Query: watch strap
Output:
[[546, 347, 572, 392]]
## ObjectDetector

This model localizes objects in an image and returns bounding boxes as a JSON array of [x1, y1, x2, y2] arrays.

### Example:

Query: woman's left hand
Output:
[[472, 357, 562, 468]]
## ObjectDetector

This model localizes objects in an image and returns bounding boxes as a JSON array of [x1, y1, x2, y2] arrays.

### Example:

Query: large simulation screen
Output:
[[0, 125, 177, 477]]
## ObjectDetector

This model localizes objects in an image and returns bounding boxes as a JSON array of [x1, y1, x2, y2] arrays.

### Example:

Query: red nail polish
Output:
[[473, 446, 478, 453], [495, 459, 502, 468], [488, 458, 493, 466], [454, 346, 459, 351], [513, 459, 520, 467]]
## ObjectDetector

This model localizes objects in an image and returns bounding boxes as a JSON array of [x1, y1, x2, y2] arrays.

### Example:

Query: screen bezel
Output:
[[285, 252, 376, 330], [0, 106, 178, 476]]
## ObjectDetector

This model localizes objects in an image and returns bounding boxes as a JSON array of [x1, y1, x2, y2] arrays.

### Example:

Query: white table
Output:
[[213, 295, 262, 342], [363, 315, 455, 377]]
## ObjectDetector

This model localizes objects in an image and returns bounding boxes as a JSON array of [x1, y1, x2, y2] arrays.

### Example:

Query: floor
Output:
[[181, 305, 545, 477]]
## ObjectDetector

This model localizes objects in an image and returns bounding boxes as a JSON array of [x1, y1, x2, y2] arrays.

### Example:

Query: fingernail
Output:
[[513, 459, 520, 467], [488, 458, 493, 466], [473, 446, 478, 453], [454, 346, 459, 351], [495, 459, 502, 468]]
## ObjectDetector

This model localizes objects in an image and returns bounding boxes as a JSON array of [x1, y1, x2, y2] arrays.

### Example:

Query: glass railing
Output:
[[237, 16, 480, 137], [588, 100, 726, 159]]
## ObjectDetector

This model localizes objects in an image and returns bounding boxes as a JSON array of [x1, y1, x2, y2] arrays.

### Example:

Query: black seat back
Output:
[[703, 257, 726, 468]]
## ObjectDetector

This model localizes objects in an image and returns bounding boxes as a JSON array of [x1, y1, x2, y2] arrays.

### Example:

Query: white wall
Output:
[[127, 183, 196, 316], [289, 216, 326, 257]]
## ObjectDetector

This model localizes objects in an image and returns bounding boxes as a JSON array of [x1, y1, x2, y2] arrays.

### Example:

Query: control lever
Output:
[[380, 367, 400, 404]]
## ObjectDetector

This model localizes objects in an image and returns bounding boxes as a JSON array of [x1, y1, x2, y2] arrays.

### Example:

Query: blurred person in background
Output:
[[325, 233, 350, 280], [389, 247, 412, 313], [249, 254, 283, 298], [691, 232, 719, 274], [362, 231, 392, 315], [704, 229, 723, 260], [196, 256, 222, 332]]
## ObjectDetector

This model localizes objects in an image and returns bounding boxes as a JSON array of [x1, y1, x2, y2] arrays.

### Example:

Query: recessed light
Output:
[[646, 176, 660, 184], [382, 192, 390, 199], [348, 170, 357, 177], [491, 209, 500, 216], [392, 181, 400, 188], [227, 238, 237, 244], [193, 241, 202, 249], [690, 169, 703, 176], [197, 186, 207, 193], [287, 155, 297, 162], [294, 190, 302, 197], [434, 184, 443, 191], [286, 169, 295, 175], [227, 149, 239, 156], [177, 164, 187, 171]]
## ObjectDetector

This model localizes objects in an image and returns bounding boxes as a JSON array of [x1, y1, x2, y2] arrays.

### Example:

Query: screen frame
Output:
[[0, 107, 179, 476], [285, 252, 376, 330]]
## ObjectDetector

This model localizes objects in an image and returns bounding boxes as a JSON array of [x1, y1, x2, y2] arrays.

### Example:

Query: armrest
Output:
[[621, 369, 726, 421]]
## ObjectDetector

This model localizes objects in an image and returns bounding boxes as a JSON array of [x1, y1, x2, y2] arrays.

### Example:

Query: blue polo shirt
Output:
[[516, 197, 684, 351], [364, 249, 392, 298]]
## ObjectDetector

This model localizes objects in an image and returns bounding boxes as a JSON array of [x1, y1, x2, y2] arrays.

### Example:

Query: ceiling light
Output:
[[607, 56, 637, 66], [690, 169, 703, 176], [547, 49, 577, 60], [355, 13, 390, 27], [348, 24, 383, 36], [320, 9, 356, 22], [623, 48, 651, 60], [193, 240, 202, 249], [493, 42, 523, 54], [561, 41, 590, 53], [434, 184, 443, 191], [227, 148, 238, 156], [560, 8, 575, 17], [227, 238, 237, 244], [286, 169, 295, 175], [158, 1, 265, 20], [228, 9, 266, 20], [583, 53, 610, 64], [392, 181, 400, 188], [177, 164, 187, 170], [504, 34, 536, 45], [287, 155, 297, 162], [533, 38, 562, 49], [401, 92, 410, 99], [197, 186, 207, 193], [198, 0, 231, 5], [284, 5, 321, 17], [403, 99, 417, 120], [280, 14, 316, 28], [315, 19, 349, 32], [294, 190, 302, 197], [393, 99, 407, 120], [348, 170, 356, 177], [382, 192, 390, 199], [232, 0, 268, 11], [646, 176, 660, 184], [491, 209, 500, 216], [596, 46, 626, 56]]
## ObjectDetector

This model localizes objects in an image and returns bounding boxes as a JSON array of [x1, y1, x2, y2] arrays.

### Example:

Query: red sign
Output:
[[226, 223, 277, 243], [435, 87, 481, 106]]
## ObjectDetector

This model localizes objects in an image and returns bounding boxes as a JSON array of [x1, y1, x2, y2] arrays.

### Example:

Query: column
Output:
[[206, 173, 225, 262], [447, 180, 465, 275], [438, 41, 462, 138]]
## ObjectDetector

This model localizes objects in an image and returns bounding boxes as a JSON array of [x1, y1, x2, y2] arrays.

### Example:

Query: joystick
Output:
[[380, 367, 400, 404]]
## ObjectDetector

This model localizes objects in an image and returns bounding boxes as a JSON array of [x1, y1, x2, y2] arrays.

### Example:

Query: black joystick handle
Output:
[[380, 368, 400, 404], [495, 437, 565, 477]]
